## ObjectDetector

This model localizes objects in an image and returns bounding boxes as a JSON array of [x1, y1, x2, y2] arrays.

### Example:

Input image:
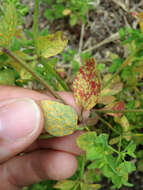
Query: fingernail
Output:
[[0, 98, 41, 141]]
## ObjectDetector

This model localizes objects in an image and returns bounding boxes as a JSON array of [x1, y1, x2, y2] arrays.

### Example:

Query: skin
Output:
[[0, 85, 84, 190]]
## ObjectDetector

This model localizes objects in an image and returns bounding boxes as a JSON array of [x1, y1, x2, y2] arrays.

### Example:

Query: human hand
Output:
[[0, 86, 83, 190]]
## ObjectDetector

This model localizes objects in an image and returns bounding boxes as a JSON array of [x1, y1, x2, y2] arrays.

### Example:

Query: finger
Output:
[[0, 86, 89, 118], [38, 131, 84, 155], [0, 85, 56, 101], [0, 98, 44, 163], [0, 150, 77, 190]]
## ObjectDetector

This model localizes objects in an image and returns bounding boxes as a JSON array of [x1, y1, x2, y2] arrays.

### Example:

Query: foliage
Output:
[[41, 0, 95, 26], [0, 1, 143, 190]]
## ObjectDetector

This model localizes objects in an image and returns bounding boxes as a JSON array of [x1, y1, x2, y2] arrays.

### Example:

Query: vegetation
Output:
[[0, 0, 143, 189]]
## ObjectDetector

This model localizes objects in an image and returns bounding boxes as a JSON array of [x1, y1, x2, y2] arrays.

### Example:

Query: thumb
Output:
[[0, 98, 43, 163]]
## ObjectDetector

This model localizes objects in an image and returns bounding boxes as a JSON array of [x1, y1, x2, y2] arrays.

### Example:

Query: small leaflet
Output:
[[37, 31, 68, 58], [73, 58, 101, 111], [40, 100, 78, 137], [54, 180, 76, 190]]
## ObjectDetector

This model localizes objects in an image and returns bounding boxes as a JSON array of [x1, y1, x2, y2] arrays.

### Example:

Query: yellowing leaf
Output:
[[101, 82, 123, 96], [103, 101, 125, 117], [77, 132, 97, 151], [73, 58, 101, 111], [54, 180, 76, 190], [63, 9, 71, 16], [37, 31, 68, 58], [40, 100, 78, 137], [0, 3, 17, 47], [114, 116, 131, 141], [80, 183, 101, 190]]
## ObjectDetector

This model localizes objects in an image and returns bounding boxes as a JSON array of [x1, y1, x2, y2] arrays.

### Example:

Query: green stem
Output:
[[102, 54, 133, 90], [80, 154, 86, 179], [42, 58, 70, 91], [94, 109, 143, 113], [2, 48, 66, 104], [33, 0, 39, 56], [97, 114, 120, 135], [102, 44, 143, 90], [39, 134, 53, 139], [137, 82, 143, 86]]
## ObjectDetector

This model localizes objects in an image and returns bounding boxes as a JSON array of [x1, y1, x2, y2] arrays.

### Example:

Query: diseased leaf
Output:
[[80, 182, 101, 190], [73, 58, 101, 111], [40, 100, 78, 137], [37, 31, 68, 58], [0, 3, 17, 47], [101, 74, 123, 96], [77, 132, 97, 151], [103, 101, 126, 117], [54, 180, 76, 190]]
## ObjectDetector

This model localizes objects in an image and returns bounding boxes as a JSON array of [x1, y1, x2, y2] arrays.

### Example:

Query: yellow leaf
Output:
[[40, 100, 78, 137], [37, 31, 68, 58], [63, 9, 71, 16]]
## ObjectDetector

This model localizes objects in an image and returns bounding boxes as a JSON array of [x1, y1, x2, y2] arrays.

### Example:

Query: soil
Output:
[[21, 0, 143, 189]]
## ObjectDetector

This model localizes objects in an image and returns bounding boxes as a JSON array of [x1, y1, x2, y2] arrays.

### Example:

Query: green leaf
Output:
[[108, 58, 123, 73], [87, 146, 104, 160], [0, 69, 15, 85], [126, 142, 136, 158], [70, 15, 78, 26], [118, 161, 136, 176], [0, 2, 17, 47], [76, 132, 97, 151], [37, 31, 68, 58], [54, 180, 76, 190], [88, 160, 104, 169], [40, 100, 78, 136]]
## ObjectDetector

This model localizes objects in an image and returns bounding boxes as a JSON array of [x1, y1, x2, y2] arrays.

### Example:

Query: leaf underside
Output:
[[40, 100, 78, 137]]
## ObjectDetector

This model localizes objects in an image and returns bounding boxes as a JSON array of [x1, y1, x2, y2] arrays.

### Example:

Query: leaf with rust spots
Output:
[[73, 58, 101, 111], [103, 101, 126, 117], [40, 100, 78, 137]]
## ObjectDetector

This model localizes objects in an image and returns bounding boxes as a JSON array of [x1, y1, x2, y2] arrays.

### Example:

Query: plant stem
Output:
[[137, 82, 143, 86], [94, 109, 143, 113], [97, 114, 120, 135], [33, 0, 39, 56], [102, 54, 133, 90], [102, 44, 143, 90], [42, 58, 70, 91], [80, 154, 86, 179], [2, 48, 66, 103]]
